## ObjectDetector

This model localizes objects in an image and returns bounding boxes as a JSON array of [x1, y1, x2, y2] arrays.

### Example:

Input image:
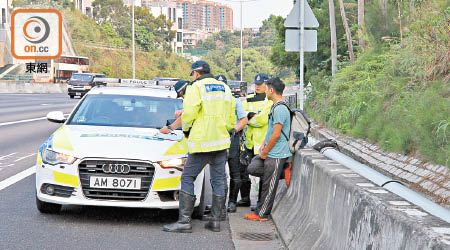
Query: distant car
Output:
[[227, 80, 247, 97], [152, 77, 180, 86], [36, 85, 210, 215], [67, 73, 106, 99]]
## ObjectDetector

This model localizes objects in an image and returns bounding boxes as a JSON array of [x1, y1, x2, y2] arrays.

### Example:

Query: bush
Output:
[[306, 1, 450, 166]]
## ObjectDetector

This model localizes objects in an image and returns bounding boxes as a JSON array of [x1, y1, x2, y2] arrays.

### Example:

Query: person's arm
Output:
[[248, 101, 272, 128], [235, 117, 248, 132], [260, 124, 282, 159], [234, 98, 248, 132], [159, 117, 182, 134]]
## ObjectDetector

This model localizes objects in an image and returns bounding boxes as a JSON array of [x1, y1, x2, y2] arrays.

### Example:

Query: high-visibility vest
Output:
[[181, 76, 236, 153], [242, 93, 273, 154]]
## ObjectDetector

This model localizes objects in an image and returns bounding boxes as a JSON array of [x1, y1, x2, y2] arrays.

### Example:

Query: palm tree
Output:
[[338, 0, 355, 63]]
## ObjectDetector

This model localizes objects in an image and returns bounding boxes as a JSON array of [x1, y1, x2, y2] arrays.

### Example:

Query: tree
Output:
[[338, 0, 355, 63], [358, 0, 366, 48], [329, 0, 338, 76]]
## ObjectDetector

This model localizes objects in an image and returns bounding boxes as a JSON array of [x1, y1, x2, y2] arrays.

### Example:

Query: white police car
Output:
[[35, 84, 209, 215]]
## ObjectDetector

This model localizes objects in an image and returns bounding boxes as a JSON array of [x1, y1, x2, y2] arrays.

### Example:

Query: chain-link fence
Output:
[[283, 93, 299, 109]]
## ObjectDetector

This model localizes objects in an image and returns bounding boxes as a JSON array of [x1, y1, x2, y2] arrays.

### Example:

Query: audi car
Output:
[[35, 85, 209, 215]]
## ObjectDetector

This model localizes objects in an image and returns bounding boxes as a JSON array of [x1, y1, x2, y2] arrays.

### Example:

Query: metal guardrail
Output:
[[1, 74, 33, 81]]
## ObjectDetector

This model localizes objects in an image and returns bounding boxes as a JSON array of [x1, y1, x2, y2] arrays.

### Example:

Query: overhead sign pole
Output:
[[284, 0, 319, 110], [299, 0, 305, 110]]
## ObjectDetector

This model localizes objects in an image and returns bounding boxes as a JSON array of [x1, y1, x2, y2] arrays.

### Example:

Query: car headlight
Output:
[[85, 85, 92, 89], [42, 149, 77, 165], [158, 158, 186, 169]]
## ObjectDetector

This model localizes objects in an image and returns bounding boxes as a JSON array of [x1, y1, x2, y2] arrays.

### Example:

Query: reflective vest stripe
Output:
[[200, 138, 230, 148], [202, 94, 232, 102]]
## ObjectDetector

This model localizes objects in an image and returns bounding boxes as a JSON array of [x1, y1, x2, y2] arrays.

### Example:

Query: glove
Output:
[[247, 112, 256, 120]]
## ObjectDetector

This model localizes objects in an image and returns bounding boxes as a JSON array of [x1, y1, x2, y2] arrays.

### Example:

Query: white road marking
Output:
[[0, 166, 35, 191], [0, 152, 17, 160], [14, 153, 36, 162], [0, 117, 47, 127], [4, 164, 14, 167], [0, 113, 70, 127]]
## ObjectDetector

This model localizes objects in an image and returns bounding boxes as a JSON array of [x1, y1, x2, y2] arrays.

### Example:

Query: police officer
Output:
[[237, 73, 272, 207], [215, 75, 248, 213], [159, 80, 190, 134], [163, 61, 236, 233]]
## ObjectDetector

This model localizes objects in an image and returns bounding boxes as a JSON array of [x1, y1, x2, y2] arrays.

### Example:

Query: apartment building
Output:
[[71, 0, 95, 17], [143, 0, 233, 48], [145, 1, 184, 54], [0, 0, 12, 29]]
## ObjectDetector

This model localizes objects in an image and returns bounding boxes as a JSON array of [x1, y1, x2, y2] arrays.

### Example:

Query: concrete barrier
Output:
[[272, 148, 450, 250], [0, 81, 67, 94]]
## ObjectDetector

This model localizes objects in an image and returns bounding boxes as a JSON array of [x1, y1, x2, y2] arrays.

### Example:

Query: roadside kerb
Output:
[[271, 148, 450, 249]]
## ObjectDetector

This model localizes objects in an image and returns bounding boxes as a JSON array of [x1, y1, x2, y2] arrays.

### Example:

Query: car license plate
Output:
[[89, 176, 141, 190], [75, 92, 81, 96]]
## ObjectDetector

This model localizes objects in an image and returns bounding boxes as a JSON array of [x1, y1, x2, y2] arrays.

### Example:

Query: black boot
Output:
[[163, 191, 196, 233], [202, 185, 227, 221], [205, 194, 226, 232], [236, 180, 251, 207], [227, 179, 241, 213]]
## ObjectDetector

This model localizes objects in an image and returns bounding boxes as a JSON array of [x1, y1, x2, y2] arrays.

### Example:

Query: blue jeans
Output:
[[180, 149, 227, 196]]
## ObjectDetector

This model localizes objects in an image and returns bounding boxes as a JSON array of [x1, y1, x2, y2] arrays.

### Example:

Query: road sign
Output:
[[284, 0, 319, 28], [285, 29, 317, 52]]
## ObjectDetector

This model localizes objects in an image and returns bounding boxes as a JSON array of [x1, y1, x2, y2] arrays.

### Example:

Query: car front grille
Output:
[[78, 159, 155, 201]]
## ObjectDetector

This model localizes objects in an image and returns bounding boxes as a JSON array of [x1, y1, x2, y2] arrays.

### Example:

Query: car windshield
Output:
[[228, 81, 241, 87], [68, 94, 183, 128], [70, 74, 93, 82]]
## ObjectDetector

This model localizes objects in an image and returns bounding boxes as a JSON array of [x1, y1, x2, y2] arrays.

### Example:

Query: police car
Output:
[[35, 83, 209, 215]]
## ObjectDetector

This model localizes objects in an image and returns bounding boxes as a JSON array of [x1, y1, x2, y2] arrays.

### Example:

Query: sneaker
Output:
[[244, 211, 269, 221]]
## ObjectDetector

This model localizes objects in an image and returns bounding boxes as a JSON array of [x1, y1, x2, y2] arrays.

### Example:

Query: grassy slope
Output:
[[63, 9, 191, 79], [307, 1, 450, 166]]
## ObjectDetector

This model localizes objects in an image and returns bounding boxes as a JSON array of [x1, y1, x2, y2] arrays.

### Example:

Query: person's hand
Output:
[[247, 112, 256, 120], [260, 150, 267, 160], [160, 126, 170, 134], [175, 110, 184, 119], [230, 128, 237, 136], [258, 144, 265, 155]]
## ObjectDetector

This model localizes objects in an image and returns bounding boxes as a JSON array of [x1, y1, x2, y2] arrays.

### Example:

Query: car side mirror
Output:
[[47, 111, 66, 123]]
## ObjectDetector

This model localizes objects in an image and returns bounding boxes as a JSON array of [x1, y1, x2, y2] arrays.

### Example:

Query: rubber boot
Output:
[[236, 180, 251, 207], [202, 185, 227, 221], [163, 191, 196, 233], [227, 179, 241, 213], [205, 194, 226, 232]]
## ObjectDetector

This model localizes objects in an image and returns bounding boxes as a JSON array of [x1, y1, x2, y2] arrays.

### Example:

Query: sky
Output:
[[214, 0, 294, 29]]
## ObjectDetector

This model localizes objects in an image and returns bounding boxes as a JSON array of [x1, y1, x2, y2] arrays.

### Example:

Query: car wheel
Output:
[[36, 194, 61, 214], [69, 95, 74, 99], [193, 175, 207, 219]]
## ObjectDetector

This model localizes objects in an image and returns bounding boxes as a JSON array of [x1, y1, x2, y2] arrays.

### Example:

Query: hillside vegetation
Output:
[[64, 5, 191, 79], [306, 1, 449, 166], [15, 0, 192, 79]]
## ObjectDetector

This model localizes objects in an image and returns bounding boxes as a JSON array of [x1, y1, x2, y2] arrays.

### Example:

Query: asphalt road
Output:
[[0, 94, 234, 250]]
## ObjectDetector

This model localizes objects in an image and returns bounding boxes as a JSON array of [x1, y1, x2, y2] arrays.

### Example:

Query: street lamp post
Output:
[[225, 0, 260, 82], [240, 1, 243, 81], [132, 0, 135, 79]]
